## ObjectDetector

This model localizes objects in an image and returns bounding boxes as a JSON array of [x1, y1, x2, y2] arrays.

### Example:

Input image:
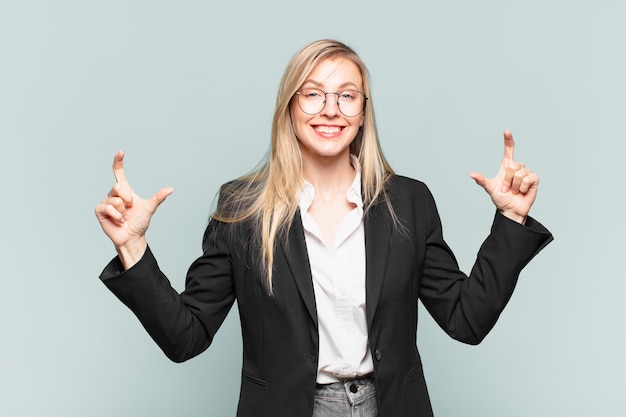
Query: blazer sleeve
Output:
[[99, 218, 236, 362], [417, 184, 553, 345]]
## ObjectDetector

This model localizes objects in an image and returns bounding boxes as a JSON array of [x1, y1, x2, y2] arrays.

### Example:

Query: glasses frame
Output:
[[295, 88, 368, 118]]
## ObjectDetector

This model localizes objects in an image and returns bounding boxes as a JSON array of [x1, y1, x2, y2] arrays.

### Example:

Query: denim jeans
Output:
[[312, 376, 379, 417]]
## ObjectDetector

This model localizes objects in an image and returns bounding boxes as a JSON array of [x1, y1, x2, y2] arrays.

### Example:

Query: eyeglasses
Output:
[[295, 88, 367, 117]]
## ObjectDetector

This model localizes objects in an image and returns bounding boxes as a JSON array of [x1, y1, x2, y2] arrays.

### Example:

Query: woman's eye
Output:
[[301, 89, 322, 98]]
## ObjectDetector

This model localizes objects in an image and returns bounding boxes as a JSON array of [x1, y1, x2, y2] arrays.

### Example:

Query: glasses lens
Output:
[[298, 88, 325, 115], [297, 88, 365, 117], [337, 90, 364, 117]]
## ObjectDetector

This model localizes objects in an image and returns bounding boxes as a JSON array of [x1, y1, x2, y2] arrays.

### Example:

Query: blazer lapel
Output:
[[280, 211, 318, 326], [364, 202, 392, 329]]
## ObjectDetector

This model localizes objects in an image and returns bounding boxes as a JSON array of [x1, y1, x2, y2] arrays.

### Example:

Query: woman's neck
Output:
[[302, 152, 355, 197]]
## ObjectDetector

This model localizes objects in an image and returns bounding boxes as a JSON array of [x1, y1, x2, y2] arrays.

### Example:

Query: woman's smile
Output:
[[312, 124, 345, 137]]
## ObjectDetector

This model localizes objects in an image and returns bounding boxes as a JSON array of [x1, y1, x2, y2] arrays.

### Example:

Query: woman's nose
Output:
[[319, 93, 340, 117]]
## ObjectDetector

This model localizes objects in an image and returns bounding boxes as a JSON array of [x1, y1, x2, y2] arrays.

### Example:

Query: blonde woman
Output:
[[95, 39, 552, 417]]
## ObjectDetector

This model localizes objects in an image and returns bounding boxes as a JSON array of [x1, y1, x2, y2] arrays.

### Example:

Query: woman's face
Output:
[[290, 57, 365, 164]]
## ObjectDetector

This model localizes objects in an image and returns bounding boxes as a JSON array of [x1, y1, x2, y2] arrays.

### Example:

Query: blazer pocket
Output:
[[242, 372, 269, 388]]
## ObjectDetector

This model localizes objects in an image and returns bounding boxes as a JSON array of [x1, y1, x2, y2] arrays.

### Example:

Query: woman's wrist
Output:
[[116, 237, 148, 270], [499, 209, 527, 225]]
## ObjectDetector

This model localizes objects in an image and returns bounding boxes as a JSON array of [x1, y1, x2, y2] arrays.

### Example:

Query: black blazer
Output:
[[101, 175, 553, 417]]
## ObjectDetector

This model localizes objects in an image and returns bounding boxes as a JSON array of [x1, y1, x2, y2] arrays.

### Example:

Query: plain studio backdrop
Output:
[[1, 1, 623, 416]]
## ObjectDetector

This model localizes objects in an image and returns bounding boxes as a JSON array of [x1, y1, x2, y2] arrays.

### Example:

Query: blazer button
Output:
[[375, 349, 382, 361]]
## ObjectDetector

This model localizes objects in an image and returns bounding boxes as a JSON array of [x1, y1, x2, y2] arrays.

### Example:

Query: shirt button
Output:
[[375, 349, 382, 361]]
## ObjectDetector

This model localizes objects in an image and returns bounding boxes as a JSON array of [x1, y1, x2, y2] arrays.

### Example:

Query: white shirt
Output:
[[298, 157, 374, 384]]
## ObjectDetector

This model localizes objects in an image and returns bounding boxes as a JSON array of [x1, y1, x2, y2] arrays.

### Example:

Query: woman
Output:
[[95, 39, 552, 417]]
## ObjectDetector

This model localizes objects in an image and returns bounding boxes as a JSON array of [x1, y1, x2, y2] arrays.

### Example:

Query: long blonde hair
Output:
[[213, 39, 395, 292]]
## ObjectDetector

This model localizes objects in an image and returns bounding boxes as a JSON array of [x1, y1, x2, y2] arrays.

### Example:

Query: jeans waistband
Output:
[[316, 373, 374, 387]]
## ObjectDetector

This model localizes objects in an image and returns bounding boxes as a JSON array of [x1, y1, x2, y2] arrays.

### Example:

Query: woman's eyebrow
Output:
[[301, 79, 360, 90]]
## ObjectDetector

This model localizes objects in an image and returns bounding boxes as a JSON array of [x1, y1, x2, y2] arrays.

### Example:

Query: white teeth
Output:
[[314, 126, 342, 134]]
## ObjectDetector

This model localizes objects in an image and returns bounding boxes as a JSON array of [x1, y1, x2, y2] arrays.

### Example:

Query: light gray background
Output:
[[1, 1, 624, 416]]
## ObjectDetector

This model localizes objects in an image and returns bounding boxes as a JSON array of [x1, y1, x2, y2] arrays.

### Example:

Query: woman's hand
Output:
[[469, 131, 539, 224], [95, 151, 173, 269]]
